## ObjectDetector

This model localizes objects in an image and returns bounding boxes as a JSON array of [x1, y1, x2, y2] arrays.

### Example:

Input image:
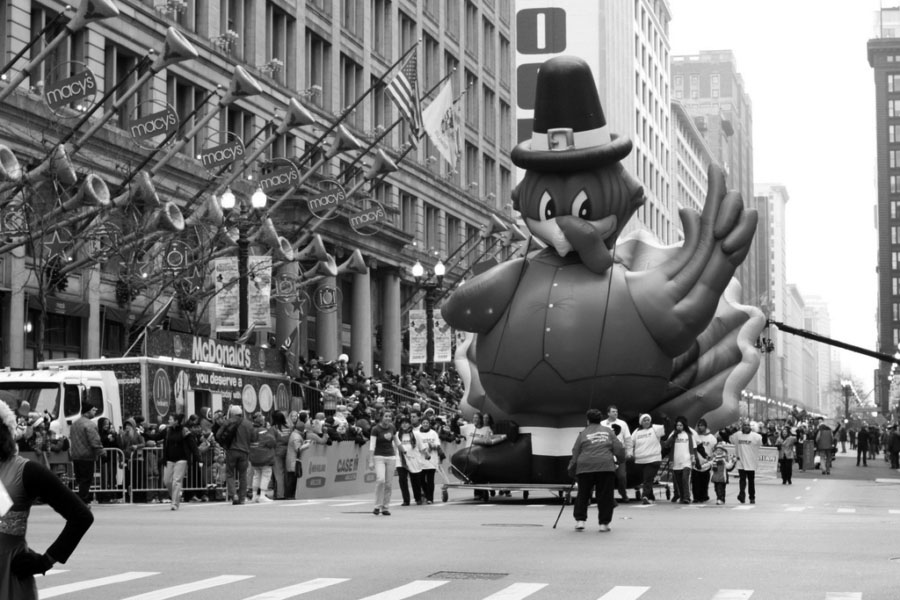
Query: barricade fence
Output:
[[30, 440, 467, 504]]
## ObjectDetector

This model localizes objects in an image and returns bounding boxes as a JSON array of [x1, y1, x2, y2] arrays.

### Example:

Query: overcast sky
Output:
[[669, 0, 882, 390]]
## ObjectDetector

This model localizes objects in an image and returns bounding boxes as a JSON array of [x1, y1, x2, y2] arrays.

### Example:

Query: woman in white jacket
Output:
[[631, 414, 665, 505]]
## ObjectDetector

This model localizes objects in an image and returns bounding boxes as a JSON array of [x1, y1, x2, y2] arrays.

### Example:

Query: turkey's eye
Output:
[[538, 190, 556, 220], [571, 190, 591, 219]]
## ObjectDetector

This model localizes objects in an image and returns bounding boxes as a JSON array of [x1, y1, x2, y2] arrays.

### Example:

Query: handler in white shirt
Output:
[[601, 405, 633, 503]]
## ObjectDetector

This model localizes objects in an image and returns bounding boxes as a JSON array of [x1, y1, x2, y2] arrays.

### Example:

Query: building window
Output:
[[892, 176, 900, 194], [400, 192, 416, 235], [482, 17, 496, 73], [891, 150, 900, 169], [465, 1, 479, 58], [341, 0, 363, 35], [371, 0, 391, 60], [424, 0, 439, 21], [371, 76, 389, 132], [893, 200, 900, 219], [425, 204, 439, 252], [890, 73, 900, 93], [465, 142, 479, 192], [223, 105, 254, 145], [483, 154, 496, 202], [268, 132, 295, 160], [893, 302, 900, 321], [465, 70, 478, 127], [340, 54, 364, 129], [893, 251, 900, 270], [446, 0, 460, 39], [447, 216, 461, 252], [26, 310, 82, 368], [483, 85, 496, 142], [306, 30, 332, 109], [308, 0, 333, 16], [499, 100, 511, 147], [689, 74, 699, 99], [500, 166, 511, 209], [223, 0, 253, 61], [267, 2, 296, 88], [893, 225, 900, 244], [399, 11, 417, 52], [891, 125, 900, 143], [710, 73, 720, 98], [893, 276, 900, 295], [499, 35, 510, 87], [167, 75, 208, 158], [30, 6, 86, 93], [423, 33, 441, 92], [104, 43, 146, 129], [890, 99, 900, 117]]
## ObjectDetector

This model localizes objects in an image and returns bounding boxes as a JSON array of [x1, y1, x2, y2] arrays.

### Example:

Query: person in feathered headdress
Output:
[[0, 402, 94, 599]]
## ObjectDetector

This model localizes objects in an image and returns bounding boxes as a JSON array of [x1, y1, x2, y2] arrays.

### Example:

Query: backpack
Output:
[[216, 420, 238, 448]]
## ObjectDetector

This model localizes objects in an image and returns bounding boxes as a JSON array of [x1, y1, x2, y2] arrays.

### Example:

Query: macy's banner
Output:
[[294, 440, 464, 499]]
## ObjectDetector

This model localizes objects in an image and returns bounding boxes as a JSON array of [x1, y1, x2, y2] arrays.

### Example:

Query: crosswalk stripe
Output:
[[825, 593, 862, 599], [482, 582, 548, 599], [356, 580, 449, 600], [41, 572, 159, 598], [119, 575, 254, 600], [889, 509, 900, 514], [333, 501, 368, 506], [733, 506, 754, 511], [710, 590, 753, 599], [241, 578, 349, 599], [785, 507, 806, 512], [837, 508, 856, 514], [596, 585, 650, 599]]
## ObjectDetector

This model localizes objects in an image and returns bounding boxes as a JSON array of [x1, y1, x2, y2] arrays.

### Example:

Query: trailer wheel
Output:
[[665, 486, 671, 499], [522, 491, 529, 500], [442, 489, 449, 502]]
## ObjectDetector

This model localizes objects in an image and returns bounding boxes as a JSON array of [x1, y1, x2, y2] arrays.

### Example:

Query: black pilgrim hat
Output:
[[511, 55, 632, 172]]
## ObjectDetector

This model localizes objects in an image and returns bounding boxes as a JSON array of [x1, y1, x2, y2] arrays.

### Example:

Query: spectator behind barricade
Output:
[[306, 414, 329, 445], [192, 416, 216, 502], [69, 403, 104, 506], [47, 419, 70, 481], [345, 414, 367, 446], [119, 418, 145, 502], [271, 411, 292, 500], [142, 422, 165, 503], [162, 413, 202, 511], [248, 412, 276, 503], [96, 418, 121, 504], [322, 416, 342, 444], [285, 417, 311, 499]]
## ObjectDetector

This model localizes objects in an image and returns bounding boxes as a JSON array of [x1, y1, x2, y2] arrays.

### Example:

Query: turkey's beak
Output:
[[556, 215, 618, 274]]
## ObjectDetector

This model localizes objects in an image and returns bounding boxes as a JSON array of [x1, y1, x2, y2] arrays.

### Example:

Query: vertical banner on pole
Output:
[[433, 314, 452, 363], [248, 255, 272, 329], [408, 308, 427, 364], [214, 257, 239, 332]]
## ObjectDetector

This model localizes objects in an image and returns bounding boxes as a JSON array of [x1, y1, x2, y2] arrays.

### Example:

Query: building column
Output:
[[7, 249, 26, 368], [382, 270, 401, 375], [86, 266, 100, 358], [350, 269, 372, 376], [314, 275, 339, 363]]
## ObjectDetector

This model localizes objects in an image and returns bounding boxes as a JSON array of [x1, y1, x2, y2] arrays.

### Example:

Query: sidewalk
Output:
[[792, 448, 900, 482]]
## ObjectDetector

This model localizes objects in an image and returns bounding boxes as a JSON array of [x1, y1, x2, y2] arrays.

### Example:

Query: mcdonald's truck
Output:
[[22, 331, 299, 427]]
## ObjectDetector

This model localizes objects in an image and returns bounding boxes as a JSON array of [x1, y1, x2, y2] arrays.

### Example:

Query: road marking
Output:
[[482, 582, 548, 599], [119, 575, 254, 599], [241, 578, 349, 599], [889, 509, 900, 514], [356, 580, 449, 599], [875, 478, 900, 484], [825, 594, 862, 600], [279, 500, 325, 507], [332, 501, 368, 506], [733, 506, 754, 510], [596, 585, 650, 599], [41, 572, 159, 598], [44, 569, 69, 576], [785, 506, 806, 512], [837, 508, 856, 514], [710, 590, 753, 599]]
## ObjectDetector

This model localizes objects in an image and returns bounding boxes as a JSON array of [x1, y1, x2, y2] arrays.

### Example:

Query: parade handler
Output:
[[568, 409, 625, 532]]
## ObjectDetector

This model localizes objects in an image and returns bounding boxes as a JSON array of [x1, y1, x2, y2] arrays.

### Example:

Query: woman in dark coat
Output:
[[0, 402, 93, 599]]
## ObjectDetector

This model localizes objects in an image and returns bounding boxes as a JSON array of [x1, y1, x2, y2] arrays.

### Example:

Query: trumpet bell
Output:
[[336, 249, 368, 276], [184, 195, 224, 228], [276, 99, 317, 134], [364, 149, 398, 181], [149, 201, 185, 232], [294, 233, 328, 261], [68, 0, 120, 33], [64, 173, 110, 210], [113, 170, 160, 209], [25, 145, 77, 187], [151, 26, 199, 72], [325, 125, 363, 159], [223, 66, 263, 104], [0, 145, 22, 184]]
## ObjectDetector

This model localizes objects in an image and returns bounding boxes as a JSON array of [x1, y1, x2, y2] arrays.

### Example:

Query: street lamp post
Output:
[[755, 333, 775, 422], [411, 259, 445, 373], [841, 380, 853, 423], [219, 185, 267, 338]]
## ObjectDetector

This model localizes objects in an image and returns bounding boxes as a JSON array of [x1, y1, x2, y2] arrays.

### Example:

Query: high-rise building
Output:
[[671, 50, 758, 307], [804, 295, 838, 415], [868, 4, 900, 414]]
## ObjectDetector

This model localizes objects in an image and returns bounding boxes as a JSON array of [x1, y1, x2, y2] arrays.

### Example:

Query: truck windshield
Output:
[[0, 383, 60, 417]]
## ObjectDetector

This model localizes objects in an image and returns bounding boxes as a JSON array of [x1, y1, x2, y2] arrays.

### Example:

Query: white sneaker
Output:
[[575, 521, 585, 531], [258, 495, 273, 503]]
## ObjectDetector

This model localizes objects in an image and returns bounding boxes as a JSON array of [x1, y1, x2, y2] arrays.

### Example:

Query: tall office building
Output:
[[670, 50, 758, 307], [869, 4, 900, 415]]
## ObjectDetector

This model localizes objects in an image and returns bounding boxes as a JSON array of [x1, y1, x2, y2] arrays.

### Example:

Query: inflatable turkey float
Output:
[[442, 56, 766, 485]]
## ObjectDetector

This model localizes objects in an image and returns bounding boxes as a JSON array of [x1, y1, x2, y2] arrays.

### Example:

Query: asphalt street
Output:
[[23, 450, 900, 600]]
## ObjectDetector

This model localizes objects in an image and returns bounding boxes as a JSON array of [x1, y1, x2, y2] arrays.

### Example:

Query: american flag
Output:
[[387, 48, 423, 141]]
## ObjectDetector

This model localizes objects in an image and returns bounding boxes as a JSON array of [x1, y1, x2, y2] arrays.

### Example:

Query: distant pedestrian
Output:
[[775, 426, 797, 484], [631, 414, 665, 505], [663, 416, 696, 504], [730, 420, 762, 504], [706, 442, 737, 505], [814, 422, 834, 475], [567, 409, 624, 532], [691, 419, 717, 503], [162, 413, 202, 511], [367, 410, 404, 516], [838, 425, 848, 453], [856, 424, 869, 467], [887, 424, 900, 470]]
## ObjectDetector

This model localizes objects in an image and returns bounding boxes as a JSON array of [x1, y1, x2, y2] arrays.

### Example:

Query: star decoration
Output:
[[44, 230, 70, 263]]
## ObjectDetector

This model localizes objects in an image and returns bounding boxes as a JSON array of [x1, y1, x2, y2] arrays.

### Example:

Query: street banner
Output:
[[433, 315, 452, 363], [213, 257, 239, 332], [409, 308, 427, 364], [422, 79, 460, 168], [248, 255, 272, 328]]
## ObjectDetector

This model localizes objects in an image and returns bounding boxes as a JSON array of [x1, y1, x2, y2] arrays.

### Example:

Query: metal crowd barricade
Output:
[[128, 446, 166, 503], [60, 447, 128, 503]]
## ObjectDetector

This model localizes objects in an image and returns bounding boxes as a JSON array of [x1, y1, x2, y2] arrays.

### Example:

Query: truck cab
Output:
[[0, 367, 122, 438]]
